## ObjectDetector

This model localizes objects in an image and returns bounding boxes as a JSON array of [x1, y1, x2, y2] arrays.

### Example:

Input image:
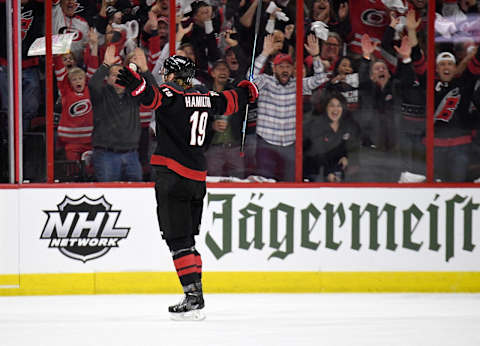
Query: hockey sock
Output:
[[172, 247, 200, 287], [193, 249, 202, 279]]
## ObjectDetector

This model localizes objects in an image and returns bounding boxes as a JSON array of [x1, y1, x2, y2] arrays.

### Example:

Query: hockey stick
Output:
[[240, 0, 262, 156]]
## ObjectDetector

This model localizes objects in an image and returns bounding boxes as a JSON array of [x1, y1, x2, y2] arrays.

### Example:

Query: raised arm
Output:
[[84, 28, 99, 80], [240, 0, 260, 29], [224, 30, 250, 80], [252, 34, 275, 86], [405, 9, 421, 48], [394, 36, 417, 88], [88, 45, 115, 97], [466, 44, 480, 75], [53, 55, 68, 94], [359, 34, 378, 87], [303, 34, 328, 92]]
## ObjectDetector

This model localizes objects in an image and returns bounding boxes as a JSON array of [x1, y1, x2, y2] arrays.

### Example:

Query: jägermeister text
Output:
[[205, 193, 477, 262]]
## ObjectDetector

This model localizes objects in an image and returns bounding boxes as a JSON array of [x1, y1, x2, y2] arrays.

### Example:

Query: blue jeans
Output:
[[434, 144, 470, 182], [92, 148, 143, 182], [0, 66, 40, 132]]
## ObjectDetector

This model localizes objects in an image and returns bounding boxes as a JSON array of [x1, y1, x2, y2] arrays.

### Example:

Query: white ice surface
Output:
[[1, 293, 479, 346]]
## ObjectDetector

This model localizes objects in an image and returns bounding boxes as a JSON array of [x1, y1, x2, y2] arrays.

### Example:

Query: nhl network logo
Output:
[[41, 195, 130, 262]]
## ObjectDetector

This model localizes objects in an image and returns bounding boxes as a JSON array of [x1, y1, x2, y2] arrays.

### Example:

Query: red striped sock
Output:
[[173, 250, 199, 287], [193, 249, 202, 278]]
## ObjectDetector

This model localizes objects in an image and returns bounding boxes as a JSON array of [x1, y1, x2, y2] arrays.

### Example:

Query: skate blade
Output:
[[170, 309, 206, 321]]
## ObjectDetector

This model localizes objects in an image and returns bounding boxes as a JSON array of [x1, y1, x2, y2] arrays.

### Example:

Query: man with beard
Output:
[[253, 33, 328, 182]]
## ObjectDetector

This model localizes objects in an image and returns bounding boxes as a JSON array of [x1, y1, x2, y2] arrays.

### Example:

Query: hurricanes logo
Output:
[[361, 9, 388, 27], [41, 195, 130, 262], [21, 9, 33, 40], [59, 27, 83, 42], [69, 99, 92, 117]]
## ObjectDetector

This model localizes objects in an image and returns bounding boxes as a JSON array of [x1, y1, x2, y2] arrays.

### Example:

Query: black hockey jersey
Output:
[[145, 81, 249, 181], [0, 0, 44, 68], [434, 50, 480, 140]]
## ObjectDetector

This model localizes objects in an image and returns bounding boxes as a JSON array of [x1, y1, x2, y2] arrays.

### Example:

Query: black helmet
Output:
[[163, 55, 196, 84]]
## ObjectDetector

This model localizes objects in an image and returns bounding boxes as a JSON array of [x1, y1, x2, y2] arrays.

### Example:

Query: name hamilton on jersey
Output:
[[185, 95, 212, 108]]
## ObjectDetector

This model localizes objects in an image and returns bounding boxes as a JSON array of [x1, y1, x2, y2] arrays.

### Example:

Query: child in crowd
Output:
[[55, 66, 94, 161], [54, 28, 99, 162]]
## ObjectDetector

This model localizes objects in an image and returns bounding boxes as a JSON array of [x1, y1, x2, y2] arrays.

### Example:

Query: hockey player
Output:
[[115, 55, 258, 320]]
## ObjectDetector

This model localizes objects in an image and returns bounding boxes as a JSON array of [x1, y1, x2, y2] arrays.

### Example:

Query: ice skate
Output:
[[169, 292, 205, 321]]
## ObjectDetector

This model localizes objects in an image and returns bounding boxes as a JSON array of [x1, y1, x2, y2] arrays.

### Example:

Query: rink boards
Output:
[[1, 184, 480, 295]]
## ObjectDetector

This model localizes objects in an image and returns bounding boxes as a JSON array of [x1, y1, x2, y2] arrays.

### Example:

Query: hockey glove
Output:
[[237, 80, 259, 103], [116, 65, 147, 97]]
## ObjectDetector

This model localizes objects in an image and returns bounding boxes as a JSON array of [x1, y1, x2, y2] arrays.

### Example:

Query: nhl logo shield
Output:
[[41, 195, 130, 262]]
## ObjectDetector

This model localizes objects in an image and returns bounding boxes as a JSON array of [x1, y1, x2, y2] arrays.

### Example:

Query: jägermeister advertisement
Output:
[[201, 188, 480, 271]]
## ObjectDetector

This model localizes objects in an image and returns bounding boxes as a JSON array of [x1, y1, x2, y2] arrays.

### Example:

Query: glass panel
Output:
[[21, 0, 46, 183], [50, 0, 98, 182], [205, 0, 267, 182], [48, 0, 166, 182], [434, 0, 480, 182], [303, 0, 428, 183], [0, 0, 9, 183], [206, 0, 300, 182]]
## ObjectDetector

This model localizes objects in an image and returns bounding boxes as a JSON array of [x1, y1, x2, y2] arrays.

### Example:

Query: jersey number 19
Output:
[[189, 111, 208, 146]]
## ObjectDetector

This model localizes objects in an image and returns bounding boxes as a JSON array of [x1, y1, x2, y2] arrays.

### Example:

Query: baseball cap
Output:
[[273, 53, 293, 66], [157, 16, 168, 24], [436, 52, 456, 65], [212, 59, 229, 69]]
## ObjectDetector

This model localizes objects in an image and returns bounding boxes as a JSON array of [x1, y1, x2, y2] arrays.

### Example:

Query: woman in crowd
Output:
[[303, 92, 361, 182], [324, 56, 360, 112]]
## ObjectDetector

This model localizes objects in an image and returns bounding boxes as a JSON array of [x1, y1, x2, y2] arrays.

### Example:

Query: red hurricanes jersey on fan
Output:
[[54, 55, 96, 144], [348, 0, 391, 55], [52, 0, 89, 61], [348, 0, 425, 62], [57, 88, 94, 144]]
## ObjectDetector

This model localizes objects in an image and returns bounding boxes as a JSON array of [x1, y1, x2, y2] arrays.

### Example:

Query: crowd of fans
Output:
[[1, 0, 480, 183]]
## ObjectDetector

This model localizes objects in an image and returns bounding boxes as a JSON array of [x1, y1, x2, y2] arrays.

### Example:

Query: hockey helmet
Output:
[[163, 55, 196, 84]]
